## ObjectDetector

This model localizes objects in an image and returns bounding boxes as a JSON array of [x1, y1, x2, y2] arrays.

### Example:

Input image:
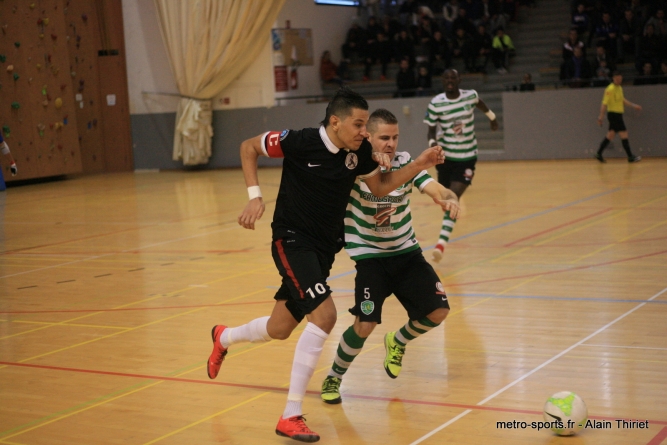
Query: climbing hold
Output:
[[55, 97, 63, 108], [11, 102, 20, 109]]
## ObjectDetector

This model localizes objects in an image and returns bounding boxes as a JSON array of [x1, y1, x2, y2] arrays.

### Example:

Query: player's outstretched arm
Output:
[[423, 181, 461, 218], [364, 146, 445, 197], [427, 125, 438, 147], [476, 99, 499, 131], [1, 141, 17, 176], [238, 134, 266, 230]]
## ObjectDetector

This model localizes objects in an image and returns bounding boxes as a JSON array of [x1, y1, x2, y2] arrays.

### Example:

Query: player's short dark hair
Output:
[[367, 108, 398, 133], [320, 87, 368, 127], [612, 70, 622, 76]]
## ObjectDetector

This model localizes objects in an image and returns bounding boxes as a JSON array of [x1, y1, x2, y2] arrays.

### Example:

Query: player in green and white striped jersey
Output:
[[321, 109, 460, 405], [425, 69, 499, 262]]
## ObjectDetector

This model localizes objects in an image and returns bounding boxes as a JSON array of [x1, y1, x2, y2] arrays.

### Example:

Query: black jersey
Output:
[[261, 126, 380, 254]]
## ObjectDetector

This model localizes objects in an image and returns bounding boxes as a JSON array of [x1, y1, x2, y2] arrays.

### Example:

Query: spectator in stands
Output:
[[595, 12, 619, 62], [416, 63, 433, 96], [342, 22, 366, 63], [382, 15, 402, 41], [592, 59, 612, 87], [399, 0, 420, 26], [461, 0, 484, 25], [366, 16, 384, 44], [572, 4, 590, 38], [563, 28, 586, 61], [480, 0, 506, 31], [593, 44, 615, 74], [501, 0, 517, 23], [430, 30, 452, 75], [645, 9, 666, 36], [451, 27, 475, 72], [442, 0, 460, 35], [633, 61, 659, 84], [472, 24, 493, 73], [563, 46, 592, 87], [395, 28, 416, 68], [396, 58, 418, 97], [659, 60, 667, 83], [519, 73, 536, 91], [619, 9, 642, 63], [414, 14, 439, 64], [320, 50, 347, 86], [491, 27, 515, 74], [638, 24, 662, 74], [363, 32, 393, 81], [629, 0, 648, 24], [453, 8, 477, 36]]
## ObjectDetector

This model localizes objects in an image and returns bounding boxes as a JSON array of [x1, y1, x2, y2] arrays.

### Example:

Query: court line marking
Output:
[[408, 285, 667, 445], [0, 221, 242, 280], [581, 344, 667, 351], [647, 426, 667, 445], [1, 360, 665, 429]]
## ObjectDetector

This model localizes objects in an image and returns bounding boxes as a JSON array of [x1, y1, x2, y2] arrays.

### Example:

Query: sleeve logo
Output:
[[345, 152, 358, 170], [280, 129, 289, 140]]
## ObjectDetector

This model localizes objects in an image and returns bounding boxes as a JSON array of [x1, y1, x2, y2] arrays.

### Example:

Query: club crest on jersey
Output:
[[374, 203, 396, 232], [345, 152, 358, 169], [436, 281, 447, 297], [279, 129, 289, 140], [360, 300, 375, 315]]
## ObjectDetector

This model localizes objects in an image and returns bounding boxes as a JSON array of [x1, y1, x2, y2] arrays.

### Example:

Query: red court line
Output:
[[504, 208, 613, 247], [647, 426, 667, 445], [1, 360, 666, 426], [453, 249, 667, 287]]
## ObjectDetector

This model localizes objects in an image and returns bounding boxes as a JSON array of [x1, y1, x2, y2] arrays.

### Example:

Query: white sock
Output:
[[282, 322, 328, 419], [220, 316, 271, 348]]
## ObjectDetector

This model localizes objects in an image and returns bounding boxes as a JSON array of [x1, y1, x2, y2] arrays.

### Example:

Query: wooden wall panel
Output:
[[0, 0, 82, 181], [1, 0, 132, 182]]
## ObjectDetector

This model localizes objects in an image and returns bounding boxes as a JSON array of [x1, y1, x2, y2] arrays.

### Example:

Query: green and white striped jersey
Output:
[[424, 89, 479, 161], [344, 151, 434, 261]]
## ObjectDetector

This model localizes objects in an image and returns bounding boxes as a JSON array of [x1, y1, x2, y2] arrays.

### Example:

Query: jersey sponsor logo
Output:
[[360, 300, 375, 315], [308, 162, 321, 167], [345, 152, 358, 169], [374, 203, 396, 233], [279, 129, 289, 140]]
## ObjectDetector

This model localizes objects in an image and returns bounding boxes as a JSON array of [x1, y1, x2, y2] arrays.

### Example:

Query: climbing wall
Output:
[[0, 0, 132, 182]]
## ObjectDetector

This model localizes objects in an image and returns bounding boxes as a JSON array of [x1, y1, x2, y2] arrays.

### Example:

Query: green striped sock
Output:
[[394, 317, 440, 346], [439, 211, 456, 244], [329, 326, 367, 378]]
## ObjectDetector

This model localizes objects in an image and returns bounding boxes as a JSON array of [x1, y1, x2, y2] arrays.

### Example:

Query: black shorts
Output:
[[271, 233, 335, 322], [349, 249, 450, 324], [607, 112, 626, 132], [436, 158, 477, 187]]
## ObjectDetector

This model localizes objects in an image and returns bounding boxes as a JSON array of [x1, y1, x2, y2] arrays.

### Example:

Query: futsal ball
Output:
[[543, 391, 588, 436]]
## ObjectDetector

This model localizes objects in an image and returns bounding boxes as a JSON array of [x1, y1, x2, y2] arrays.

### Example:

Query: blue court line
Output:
[[434, 187, 621, 245], [327, 188, 621, 282], [267, 286, 667, 304]]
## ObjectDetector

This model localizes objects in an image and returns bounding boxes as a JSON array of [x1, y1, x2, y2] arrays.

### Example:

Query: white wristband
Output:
[[428, 139, 437, 147], [247, 185, 262, 200], [1, 141, 9, 155], [485, 110, 496, 121]]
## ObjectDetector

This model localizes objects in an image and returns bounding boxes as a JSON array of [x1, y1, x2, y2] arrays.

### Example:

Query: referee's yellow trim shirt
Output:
[[602, 83, 624, 113]]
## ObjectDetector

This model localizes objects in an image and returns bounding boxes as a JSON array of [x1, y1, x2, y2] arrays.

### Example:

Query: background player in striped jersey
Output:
[[320, 108, 460, 404], [425, 69, 498, 262], [207, 88, 446, 442]]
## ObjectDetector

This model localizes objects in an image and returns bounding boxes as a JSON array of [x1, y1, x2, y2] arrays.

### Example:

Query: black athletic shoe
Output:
[[594, 153, 606, 163], [628, 156, 641, 163]]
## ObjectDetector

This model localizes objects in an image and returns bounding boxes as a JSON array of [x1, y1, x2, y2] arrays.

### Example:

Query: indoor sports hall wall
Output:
[[131, 83, 667, 170], [501, 85, 667, 161]]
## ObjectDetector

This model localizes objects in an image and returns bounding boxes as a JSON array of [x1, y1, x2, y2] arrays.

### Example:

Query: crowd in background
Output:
[[320, 0, 529, 95], [561, 0, 667, 87]]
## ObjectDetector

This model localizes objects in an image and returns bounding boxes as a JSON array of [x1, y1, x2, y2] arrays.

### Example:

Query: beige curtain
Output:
[[154, 0, 286, 165]]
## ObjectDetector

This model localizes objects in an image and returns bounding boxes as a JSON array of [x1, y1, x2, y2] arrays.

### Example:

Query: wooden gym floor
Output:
[[1, 158, 666, 445]]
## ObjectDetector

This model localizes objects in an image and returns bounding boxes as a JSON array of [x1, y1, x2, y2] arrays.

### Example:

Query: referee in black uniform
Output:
[[206, 87, 445, 442]]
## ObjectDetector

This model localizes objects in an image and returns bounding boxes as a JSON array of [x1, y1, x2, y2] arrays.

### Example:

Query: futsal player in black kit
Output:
[[206, 88, 446, 443]]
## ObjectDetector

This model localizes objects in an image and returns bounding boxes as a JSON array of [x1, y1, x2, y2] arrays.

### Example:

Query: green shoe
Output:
[[321, 375, 342, 404], [383, 332, 405, 379]]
